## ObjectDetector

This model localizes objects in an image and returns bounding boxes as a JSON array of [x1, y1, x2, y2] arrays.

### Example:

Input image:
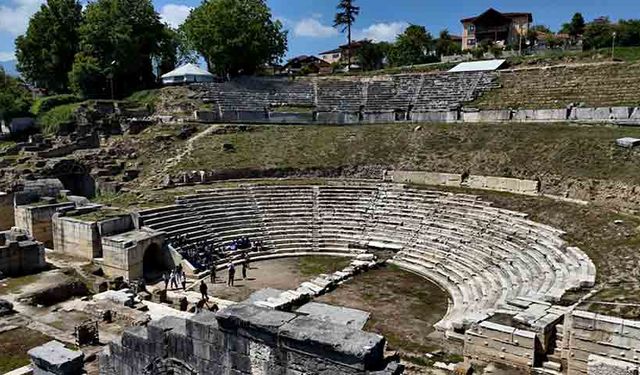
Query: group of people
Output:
[[200, 257, 251, 301], [162, 265, 187, 291], [167, 234, 265, 272]]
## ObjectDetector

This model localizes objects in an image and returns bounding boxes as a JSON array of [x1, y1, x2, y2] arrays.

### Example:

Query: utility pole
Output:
[[611, 32, 617, 60]]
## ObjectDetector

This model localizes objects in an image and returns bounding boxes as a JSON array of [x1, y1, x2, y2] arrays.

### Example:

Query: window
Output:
[[467, 38, 476, 47], [468, 24, 475, 33]]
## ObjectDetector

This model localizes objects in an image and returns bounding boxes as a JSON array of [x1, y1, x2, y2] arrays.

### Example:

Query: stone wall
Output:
[[14, 202, 75, 247], [385, 170, 540, 196], [192, 107, 640, 125], [464, 321, 539, 369], [100, 304, 399, 375], [563, 310, 640, 375], [101, 229, 166, 280], [0, 228, 46, 276], [0, 192, 14, 230]]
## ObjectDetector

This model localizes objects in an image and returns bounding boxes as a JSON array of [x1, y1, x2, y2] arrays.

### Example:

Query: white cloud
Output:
[[355, 21, 409, 42], [0, 0, 44, 35], [160, 4, 192, 28], [293, 18, 338, 38], [0, 51, 15, 61]]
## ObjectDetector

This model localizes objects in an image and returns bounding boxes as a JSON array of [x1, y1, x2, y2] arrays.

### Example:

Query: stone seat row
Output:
[[138, 184, 595, 331]]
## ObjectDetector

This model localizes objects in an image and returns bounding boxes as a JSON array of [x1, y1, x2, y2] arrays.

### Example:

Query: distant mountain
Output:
[[0, 60, 19, 77]]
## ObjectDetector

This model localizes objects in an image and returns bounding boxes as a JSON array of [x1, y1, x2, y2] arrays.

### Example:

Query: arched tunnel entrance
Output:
[[45, 159, 96, 198], [143, 243, 170, 282]]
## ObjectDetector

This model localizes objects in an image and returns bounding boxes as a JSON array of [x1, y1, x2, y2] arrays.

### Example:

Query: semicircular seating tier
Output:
[[138, 184, 596, 331], [190, 72, 498, 114]]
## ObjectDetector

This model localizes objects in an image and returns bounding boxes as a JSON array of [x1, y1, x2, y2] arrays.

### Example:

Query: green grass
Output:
[[71, 209, 128, 222], [0, 274, 41, 294], [175, 122, 640, 185], [125, 89, 160, 110], [0, 328, 52, 373], [36, 102, 81, 135], [297, 256, 352, 277], [30, 94, 80, 115]]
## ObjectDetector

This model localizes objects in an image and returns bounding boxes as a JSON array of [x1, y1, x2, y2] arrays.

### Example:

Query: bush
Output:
[[125, 89, 160, 110], [30, 94, 81, 115], [36, 103, 80, 135]]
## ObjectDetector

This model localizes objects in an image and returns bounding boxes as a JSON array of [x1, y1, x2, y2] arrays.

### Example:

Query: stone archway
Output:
[[143, 243, 169, 281], [144, 357, 198, 375], [44, 159, 96, 198]]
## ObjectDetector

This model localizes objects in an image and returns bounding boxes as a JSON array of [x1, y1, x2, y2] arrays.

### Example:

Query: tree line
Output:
[[15, 0, 287, 99]]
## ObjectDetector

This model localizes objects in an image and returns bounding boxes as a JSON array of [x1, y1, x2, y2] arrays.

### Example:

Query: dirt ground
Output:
[[317, 264, 450, 354], [202, 256, 352, 302]]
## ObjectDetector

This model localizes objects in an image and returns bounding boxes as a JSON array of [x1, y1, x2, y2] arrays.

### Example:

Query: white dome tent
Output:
[[161, 63, 215, 85]]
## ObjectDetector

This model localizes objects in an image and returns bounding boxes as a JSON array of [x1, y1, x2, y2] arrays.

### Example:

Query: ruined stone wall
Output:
[[0, 192, 14, 230], [101, 230, 165, 280], [100, 304, 397, 375], [464, 321, 539, 369], [386, 171, 540, 196], [564, 310, 640, 375], [192, 106, 640, 125], [14, 202, 74, 247], [52, 216, 101, 260], [0, 229, 46, 276]]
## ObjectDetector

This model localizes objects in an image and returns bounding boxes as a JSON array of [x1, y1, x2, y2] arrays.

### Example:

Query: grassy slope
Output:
[[174, 123, 640, 184]]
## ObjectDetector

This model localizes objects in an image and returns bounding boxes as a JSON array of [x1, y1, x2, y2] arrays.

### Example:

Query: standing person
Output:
[[210, 265, 216, 283], [163, 272, 169, 290], [228, 263, 236, 286], [199, 280, 208, 301], [242, 261, 247, 280], [181, 271, 187, 291], [170, 269, 178, 289]]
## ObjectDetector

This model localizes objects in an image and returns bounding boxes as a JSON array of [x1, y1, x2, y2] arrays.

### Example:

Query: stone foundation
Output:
[[0, 227, 45, 276], [100, 304, 401, 375], [15, 202, 75, 247], [101, 228, 166, 280]]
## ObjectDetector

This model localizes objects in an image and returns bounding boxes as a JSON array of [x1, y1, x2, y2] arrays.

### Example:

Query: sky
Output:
[[1, 0, 640, 64]]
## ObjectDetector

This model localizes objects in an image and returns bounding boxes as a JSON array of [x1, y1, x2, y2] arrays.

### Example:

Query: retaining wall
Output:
[[464, 321, 539, 369], [563, 310, 640, 375], [385, 171, 540, 196], [0, 192, 14, 230], [194, 107, 640, 125], [14, 202, 75, 247], [100, 304, 399, 375]]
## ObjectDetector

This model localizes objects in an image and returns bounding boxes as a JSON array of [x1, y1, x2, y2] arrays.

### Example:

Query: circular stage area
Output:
[[140, 183, 596, 332]]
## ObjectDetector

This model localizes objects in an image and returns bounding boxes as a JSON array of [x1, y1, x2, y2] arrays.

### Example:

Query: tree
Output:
[[356, 41, 388, 71], [435, 29, 461, 57], [72, 0, 169, 98], [583, 17, 614, 50], [0, 68, 32, 123], [333, 0, 360, 68], [568, 13, 586, 38], [182, 0, 287, 77], [616, 19, 640, 47], [389, 25, 434, 67], [15, 0, 82, 92]]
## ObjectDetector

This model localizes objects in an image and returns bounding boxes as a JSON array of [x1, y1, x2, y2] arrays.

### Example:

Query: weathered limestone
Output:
[[28, 341, 84, 375], [100, 304, 400, 374], [0, 192, 14, 230], [464, 320, 538, 368], [512, 108, 568, 122], [462, 109, 512, 122], [588, 355, 639, 375], [52, 212, 134, 260], [15, 202, 75, 247], [385, 171, 540, 196], [0, 227, 46, 277], [465, 175, 539, 196], [101, 228, 166, 280], [564, 310, 640, 375], [296, 302, 370, 330]]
